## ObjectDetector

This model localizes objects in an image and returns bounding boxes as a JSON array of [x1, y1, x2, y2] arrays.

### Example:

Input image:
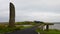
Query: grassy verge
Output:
[[44, 29, 60, 34], [36, 28, 60, 34], [0, 25, 33, 34]]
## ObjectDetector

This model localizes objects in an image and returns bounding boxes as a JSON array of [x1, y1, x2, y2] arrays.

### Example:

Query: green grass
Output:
[[44, 29, 60, 34], [0, 25, 33, 34], [36, 28, 60, 34]]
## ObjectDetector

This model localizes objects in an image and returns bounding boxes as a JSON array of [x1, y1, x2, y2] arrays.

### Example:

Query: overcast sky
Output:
[[0, 0, 60, 22]]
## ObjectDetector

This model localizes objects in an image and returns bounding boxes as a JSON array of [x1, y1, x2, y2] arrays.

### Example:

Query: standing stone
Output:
[[46, 25, 49, 31], [9, 2, 15, 27]]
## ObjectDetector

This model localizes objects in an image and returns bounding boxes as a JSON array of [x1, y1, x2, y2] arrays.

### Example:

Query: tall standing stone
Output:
[[9, 2, 15, 27]]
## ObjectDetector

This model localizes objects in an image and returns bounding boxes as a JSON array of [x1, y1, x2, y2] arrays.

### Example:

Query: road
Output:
[[5, 27, 38, 34], [5, 24, 44, 34]]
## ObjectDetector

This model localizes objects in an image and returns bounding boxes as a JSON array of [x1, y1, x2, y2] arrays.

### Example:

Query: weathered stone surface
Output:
[[9, 2, 15, 27]]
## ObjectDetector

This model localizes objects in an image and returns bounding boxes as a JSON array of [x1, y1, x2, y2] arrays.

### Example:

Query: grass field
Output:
[[0, 22, 59, 34], [0, 25, 33, 34], [36, 28, 60, 34], [0, 25, 60, 34]]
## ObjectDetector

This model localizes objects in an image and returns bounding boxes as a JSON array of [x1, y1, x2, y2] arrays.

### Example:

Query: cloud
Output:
[[0, 0, 60, 22], [14, 0, 60, 13], [15, 11, 60, 22]]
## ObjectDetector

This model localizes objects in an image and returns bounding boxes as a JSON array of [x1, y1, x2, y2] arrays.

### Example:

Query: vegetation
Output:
[[0, 22, 59, 34], [0, 25, 18, 34], [44, 29, 60, 34], [0, 24, 33, 34], [34, 21, 44, 23], [36, 28, 60, 34], [15, 22, 36, 25], [0, 21, 58, 34]]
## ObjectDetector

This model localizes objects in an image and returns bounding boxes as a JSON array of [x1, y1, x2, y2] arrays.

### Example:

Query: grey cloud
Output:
[[14, 0, 60, 13], [0, 0, 60, 22], [0, 17, 9, 22], [15, 14, 60, 22], [15, 16, 35, 22]]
